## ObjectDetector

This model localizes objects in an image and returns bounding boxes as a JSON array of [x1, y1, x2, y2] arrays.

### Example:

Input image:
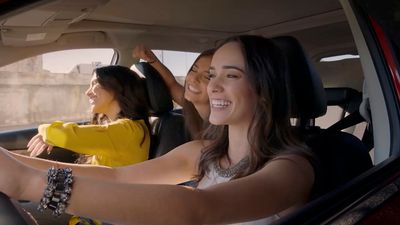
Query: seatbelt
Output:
[[325, 111, 365, 133], [325, 110, 374, 151], [362, 123, 374, 151]]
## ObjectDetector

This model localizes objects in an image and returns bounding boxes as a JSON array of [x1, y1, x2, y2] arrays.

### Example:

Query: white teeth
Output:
[[211, 99, 231, 108]]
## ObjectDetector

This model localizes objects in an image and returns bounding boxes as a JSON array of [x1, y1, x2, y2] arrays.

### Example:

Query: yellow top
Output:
[[38, 118, 150, 167]]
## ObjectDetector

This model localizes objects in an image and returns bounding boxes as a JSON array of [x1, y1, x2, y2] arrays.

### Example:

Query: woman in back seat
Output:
[[133, 45, 215, 139]]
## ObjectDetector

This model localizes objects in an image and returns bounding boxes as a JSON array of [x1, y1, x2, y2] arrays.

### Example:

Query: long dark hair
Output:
[[78, 65, 151, 164], [182, 48, 215, 139], [92, 65, 151, 135], [197, 35, 312, 180]]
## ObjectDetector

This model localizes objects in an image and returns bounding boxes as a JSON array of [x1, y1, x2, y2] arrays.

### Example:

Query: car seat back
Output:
[[272, 36, 373, 198], [134, 62, 190, 159]]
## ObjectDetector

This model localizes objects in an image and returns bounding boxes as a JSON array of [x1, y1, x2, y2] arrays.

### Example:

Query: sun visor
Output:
[[0, 0, 109, 46], [0, 25, 66, 46]]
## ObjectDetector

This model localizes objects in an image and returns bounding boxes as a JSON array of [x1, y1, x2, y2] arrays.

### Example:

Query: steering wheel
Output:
[[0, 192, 32, 225]]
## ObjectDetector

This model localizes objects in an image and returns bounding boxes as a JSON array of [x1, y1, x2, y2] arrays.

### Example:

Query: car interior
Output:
[[0, 0, 399, 224]]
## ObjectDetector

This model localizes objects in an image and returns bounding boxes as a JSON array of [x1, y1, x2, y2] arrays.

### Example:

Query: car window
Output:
[[133, 49, 199, 84], [0, 48, 114, 131], [132, 49, 200, 109], [153, 50, 199, 77], [315, 105, 343, 129]]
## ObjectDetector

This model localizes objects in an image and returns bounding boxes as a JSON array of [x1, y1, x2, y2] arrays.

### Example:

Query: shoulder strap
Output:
[[325, 111, 365, 134], [325, 110, 374, 151]]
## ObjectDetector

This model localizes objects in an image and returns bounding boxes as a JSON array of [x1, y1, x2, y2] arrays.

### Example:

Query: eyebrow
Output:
[[209, 65, 245, 73]]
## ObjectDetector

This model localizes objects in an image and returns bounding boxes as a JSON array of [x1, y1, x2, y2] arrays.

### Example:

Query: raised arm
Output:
[[133, 44, 185, 105], [14, 154, 313, 225]]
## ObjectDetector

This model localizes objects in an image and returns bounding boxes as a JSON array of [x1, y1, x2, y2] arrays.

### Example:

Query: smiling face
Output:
[[85, 73, 118, 116], [184, 55, 212, 105], [207, 42, 258, 126]]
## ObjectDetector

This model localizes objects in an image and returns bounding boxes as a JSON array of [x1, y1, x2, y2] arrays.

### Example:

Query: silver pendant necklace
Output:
[[214, 156, 250, 178]]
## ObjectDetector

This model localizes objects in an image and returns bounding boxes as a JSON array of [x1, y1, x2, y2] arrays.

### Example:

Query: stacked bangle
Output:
[[37, 167, 73, 217]]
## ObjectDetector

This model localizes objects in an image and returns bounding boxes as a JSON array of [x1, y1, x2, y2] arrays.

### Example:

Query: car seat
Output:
[[324, 87, 373, 150], [272, 36, 373, 198], [134, 62, 190, 159], [325, 87, 362, 116]]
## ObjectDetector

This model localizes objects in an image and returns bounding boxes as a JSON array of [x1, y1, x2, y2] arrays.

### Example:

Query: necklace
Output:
[[214, 156, 250, 178]]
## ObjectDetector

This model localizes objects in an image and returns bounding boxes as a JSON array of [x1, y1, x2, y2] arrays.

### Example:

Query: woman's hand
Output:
[[27, 134, 53, 157], [132, 44, 158, 63]]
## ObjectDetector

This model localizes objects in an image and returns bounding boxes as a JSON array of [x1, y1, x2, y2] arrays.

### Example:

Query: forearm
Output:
[[39, 122, 116, 156], [67, 178, 205, 225], [10, 152, 116, 181], [19, 166, 47, 203], [10, 151, 195, 186]]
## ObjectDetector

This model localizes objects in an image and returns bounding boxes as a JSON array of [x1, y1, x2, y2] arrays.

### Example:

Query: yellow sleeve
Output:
[[38, 119, 148, 159]]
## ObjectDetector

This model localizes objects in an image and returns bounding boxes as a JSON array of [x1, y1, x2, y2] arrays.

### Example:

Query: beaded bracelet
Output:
[[37, 167, 73, 217]]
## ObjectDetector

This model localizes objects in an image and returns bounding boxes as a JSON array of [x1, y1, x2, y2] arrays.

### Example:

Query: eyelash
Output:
[[207, 73, 240, 80], [227, 74, 239, 78]]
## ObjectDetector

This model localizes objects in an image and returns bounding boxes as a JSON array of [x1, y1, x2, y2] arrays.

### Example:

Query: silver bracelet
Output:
[[37, 167, 73, 217]]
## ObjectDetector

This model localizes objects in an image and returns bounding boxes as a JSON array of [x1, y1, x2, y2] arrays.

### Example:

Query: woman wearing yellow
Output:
[[26, 65, 151, 224]]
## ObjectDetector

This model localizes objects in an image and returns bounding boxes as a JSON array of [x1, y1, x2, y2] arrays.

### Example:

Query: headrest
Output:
[[272, 36, 327, 119], [134, 62, 173, 116], [325, 87, 362, 113]]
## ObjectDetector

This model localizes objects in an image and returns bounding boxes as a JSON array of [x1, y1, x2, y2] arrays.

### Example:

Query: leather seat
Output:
[[272, 36, 373, 198], [134, 62, 190, 159], [325, 87, 362, 114]]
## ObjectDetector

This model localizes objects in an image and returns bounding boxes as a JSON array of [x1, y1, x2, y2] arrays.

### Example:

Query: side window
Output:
[[132, 50, 200, 108], [315, 105, 344, 129], [0, 48, 114, 131], [153, 50, 199, 80]]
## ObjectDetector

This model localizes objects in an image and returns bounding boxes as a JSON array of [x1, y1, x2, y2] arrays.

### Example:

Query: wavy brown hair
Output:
[[182, 48, 215, 140], [196, 35, 313, 180]]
